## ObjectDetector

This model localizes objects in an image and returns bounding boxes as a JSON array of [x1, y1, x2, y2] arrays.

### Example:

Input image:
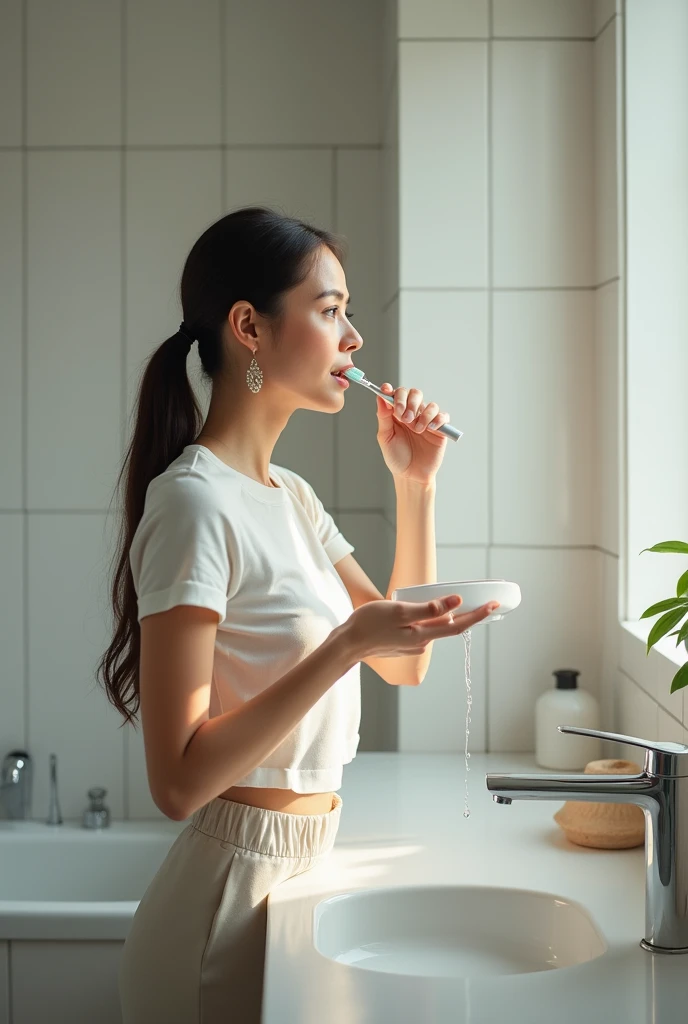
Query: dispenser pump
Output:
[[554, 669, 579, 690]]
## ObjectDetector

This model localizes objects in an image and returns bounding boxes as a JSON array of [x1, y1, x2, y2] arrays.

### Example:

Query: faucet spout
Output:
[[486, 770, 661, 812]]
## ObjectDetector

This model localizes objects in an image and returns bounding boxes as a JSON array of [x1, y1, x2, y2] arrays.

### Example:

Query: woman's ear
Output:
[[227, 302, 261, 350]]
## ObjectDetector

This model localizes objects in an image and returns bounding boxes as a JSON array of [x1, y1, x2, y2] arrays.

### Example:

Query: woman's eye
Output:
[[325, 307, 355, 320]]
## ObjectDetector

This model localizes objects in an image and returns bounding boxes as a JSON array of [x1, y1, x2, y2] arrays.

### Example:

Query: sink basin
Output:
[[313, 885, 607, 978]]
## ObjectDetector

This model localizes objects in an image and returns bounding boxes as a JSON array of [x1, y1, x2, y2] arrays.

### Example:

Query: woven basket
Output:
[[553, 759, 645, 849]]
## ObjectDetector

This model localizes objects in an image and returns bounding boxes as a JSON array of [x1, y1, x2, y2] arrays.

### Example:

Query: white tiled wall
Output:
[[492, 0, 595, 37], [0, 0, 396, 823], [491, 39, 594, 288], [492, 291, 595, 546], [3, 0, 684, 825], [607, 0, 688, 753], [399, 40, 488, 289], [396, 0, 623, 754], [624, 0, 688, 626]]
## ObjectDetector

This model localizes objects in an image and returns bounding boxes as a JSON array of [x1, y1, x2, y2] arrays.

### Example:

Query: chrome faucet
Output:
[[486, 726, 688, 955], [1, 751, 107, 828], [0, 749, 33, 819]]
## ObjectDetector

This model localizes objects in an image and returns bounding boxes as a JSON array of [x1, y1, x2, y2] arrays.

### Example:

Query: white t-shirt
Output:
[[128, 443, 361, 794]]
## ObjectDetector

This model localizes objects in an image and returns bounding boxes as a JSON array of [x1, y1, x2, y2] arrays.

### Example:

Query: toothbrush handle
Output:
[[371, 385, 464, 442]]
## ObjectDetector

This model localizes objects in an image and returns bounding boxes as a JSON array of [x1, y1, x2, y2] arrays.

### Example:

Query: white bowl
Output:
[[391, 579, 521, 624]]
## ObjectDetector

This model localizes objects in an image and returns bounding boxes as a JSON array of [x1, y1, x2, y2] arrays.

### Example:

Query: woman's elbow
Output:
[[149, 779, 188, 821]]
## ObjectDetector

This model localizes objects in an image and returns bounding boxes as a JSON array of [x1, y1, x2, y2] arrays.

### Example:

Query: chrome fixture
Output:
[[1, 750, 108, 829], [486, 726, 688, 955], [82, 786, 110, 829], [46, 752, 63, 825], [0, 749, 33, 819]]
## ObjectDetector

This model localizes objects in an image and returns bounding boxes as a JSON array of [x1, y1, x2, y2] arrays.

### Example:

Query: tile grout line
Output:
[[399, 281, 619, 292], [619, 0, 630, 628], [400, 35, 605, 43], [619, 667, 683, 728], [332, 145, 339, 510], [219, 0, 226, 213], [485, 0, 493, 753], [0, 143, 384, 152], [21, 0, 29, 758], [595, 14, 618, 41], [377, 283, 620, 302]]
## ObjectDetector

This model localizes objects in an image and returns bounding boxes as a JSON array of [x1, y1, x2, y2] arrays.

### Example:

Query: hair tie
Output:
[[177, 321, 195, 353]]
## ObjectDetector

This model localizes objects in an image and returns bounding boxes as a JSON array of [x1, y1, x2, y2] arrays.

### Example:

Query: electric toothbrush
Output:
[[341, 367, 464, 442]]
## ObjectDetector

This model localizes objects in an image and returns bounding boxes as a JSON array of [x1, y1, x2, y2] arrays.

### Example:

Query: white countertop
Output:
[[262, 752, 688, 1024]]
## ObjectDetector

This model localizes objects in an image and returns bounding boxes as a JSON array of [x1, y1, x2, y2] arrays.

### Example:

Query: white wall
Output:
[[0, 0, 395, 822], [392, 0, 687, 759], [613, 0, 688, 758], [393, 0, 612, 754], [4, 0, 684, 824]]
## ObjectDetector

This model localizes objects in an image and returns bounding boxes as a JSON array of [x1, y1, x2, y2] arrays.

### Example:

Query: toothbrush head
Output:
[[342, 366, 366, 383]]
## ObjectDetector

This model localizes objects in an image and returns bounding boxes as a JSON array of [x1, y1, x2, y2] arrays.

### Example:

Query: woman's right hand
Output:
[[343, 594, 500, 660]]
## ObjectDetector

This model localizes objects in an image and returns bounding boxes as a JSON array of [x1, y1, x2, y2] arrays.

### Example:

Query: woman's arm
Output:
[[366, 477, 437, 687], [141, 605, 361, 821]]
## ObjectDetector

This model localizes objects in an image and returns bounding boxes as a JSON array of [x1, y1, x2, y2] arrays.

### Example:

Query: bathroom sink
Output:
[[313, 885, 607, 978]]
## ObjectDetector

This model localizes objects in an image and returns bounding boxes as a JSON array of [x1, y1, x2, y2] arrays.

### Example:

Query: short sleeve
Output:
[[129, 476, 231, 623], [313, 498, 355, 565], [276, 466, 355, 566]]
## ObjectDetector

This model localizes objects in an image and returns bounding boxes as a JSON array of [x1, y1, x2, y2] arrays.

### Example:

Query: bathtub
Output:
[[0, 817, 185, 938], [0, 817, 186, 1024]]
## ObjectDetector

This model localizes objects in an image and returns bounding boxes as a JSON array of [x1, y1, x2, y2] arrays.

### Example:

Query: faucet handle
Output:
[[559, 725, 688, 775], [558, 724, 688, 754]]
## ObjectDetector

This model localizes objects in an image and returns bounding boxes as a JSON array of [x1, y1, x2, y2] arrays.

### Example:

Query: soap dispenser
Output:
[[535, 669, 601, 770]]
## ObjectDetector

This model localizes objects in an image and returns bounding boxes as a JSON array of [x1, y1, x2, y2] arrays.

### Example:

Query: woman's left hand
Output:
[[375, 383, 451, 484]]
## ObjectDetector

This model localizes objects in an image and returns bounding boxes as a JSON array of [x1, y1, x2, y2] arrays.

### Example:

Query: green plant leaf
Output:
[[669, 623, 688, 645], [640, 597, 688, 619], [640, 541, 688, 556], [677, 569, 688, 597], [669, 660, 688, 694], [646, 606, 688, 653], [673, 620, 688, 646]]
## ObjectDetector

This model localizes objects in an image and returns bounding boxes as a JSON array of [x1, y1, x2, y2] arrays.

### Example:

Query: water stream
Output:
[[463, 628, 472, 818]]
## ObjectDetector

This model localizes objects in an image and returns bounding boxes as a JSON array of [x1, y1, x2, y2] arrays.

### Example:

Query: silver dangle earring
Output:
[[246, 350, 263, 393]]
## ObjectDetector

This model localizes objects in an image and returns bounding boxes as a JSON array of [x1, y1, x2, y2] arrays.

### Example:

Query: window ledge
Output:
[[621, 619, 688, 669], [620, 620, 687, 726]]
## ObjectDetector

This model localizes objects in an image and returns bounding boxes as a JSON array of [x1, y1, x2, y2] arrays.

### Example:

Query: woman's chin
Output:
[[324, 376, 347, 402], [296, 384, 345, 414]]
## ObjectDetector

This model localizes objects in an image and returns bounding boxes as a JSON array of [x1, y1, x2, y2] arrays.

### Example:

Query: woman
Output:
[[99, 206, 497, 1022]]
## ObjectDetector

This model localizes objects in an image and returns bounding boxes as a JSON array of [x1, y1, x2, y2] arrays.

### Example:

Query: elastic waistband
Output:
[[190, 793, 343, 860]]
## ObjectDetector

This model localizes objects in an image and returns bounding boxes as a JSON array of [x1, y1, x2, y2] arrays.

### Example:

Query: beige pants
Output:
[[118, 792, 343, 1023]]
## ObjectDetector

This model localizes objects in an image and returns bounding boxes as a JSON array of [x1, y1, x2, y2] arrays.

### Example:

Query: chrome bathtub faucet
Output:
[[46, 754, 111, 827], [1, 749, 108, 828], [0, 749, 33, 819], [0, 749, 64, 824], [486, 726, 688, 955]]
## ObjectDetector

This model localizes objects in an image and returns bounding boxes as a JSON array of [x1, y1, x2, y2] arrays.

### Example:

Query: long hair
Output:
[[96, 206, 348, 728]]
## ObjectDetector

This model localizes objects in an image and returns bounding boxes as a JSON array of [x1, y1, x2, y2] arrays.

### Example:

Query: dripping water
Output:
[[463, 628, 472, 818]]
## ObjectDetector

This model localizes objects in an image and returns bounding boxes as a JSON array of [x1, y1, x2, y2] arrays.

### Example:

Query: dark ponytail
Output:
[[96, 205, 348, 728]]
